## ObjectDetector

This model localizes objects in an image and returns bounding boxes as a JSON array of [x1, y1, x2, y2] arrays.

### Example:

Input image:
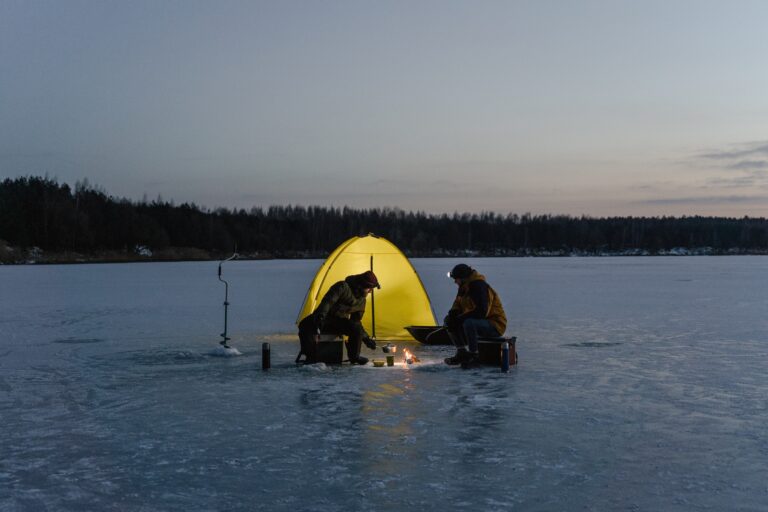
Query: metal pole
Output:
[[370, 254, 376, 338], [218, 251, 237, 348]]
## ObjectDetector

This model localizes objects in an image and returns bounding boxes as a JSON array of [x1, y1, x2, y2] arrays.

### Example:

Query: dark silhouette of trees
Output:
[[1, 175, 767, 261]]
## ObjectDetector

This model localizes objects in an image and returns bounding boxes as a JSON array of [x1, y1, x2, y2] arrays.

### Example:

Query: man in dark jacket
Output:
[[298, 271, 379, 364], [443, 263, 506, 368]]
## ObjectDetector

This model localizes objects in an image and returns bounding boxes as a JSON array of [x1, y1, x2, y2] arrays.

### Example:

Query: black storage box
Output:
[[316, 335, 344, 364]]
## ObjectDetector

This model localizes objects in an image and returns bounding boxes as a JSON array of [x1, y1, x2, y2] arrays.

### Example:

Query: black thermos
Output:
[[262, 342, 271, 370]]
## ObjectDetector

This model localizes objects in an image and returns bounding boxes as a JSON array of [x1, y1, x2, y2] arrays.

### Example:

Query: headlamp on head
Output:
[[448, 263, 472, 279]]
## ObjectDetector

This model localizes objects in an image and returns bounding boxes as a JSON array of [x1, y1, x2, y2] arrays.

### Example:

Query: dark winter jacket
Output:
[[312, 274, 371, 333], [448, 271, 507, 334]]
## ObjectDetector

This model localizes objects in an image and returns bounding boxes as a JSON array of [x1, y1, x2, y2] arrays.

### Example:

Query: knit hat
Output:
[[448, 263, 473, 279], [358, 270, 380, 289]]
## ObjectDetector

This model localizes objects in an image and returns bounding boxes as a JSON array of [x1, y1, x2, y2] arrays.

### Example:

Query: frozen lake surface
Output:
[[1, 257, 767, 511]]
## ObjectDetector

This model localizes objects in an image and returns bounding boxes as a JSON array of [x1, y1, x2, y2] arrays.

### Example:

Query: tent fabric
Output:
[[296, 234, 436, 340]]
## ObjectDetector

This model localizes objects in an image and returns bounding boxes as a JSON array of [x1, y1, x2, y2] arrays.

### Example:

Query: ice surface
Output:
[[1, 257, 767, 511]]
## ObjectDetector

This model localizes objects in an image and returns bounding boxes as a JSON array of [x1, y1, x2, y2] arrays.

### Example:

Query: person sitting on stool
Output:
[[443, 264, 506, 368], [298, 271, 379, 364]]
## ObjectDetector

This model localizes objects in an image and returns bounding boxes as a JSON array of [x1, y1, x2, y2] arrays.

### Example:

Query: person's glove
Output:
[[362, 336, 377, 350], [444, 314, 462, 330], [444, 310, 460, 324]]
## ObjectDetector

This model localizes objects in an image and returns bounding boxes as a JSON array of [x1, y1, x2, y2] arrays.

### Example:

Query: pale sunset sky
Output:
[[2, 0, 767, 216]]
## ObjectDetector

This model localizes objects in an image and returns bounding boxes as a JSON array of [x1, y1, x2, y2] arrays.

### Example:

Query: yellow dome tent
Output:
[[296, 234, 436, 340]]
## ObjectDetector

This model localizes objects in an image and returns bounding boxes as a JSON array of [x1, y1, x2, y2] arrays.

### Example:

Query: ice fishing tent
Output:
[[296, 234, 436, 340]]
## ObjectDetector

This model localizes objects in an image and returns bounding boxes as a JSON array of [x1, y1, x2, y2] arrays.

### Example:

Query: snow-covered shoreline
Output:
[[2, 243, 767, 265]]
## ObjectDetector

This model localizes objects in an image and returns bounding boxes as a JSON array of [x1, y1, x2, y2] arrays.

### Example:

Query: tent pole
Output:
[[370, 255, 376, 338]]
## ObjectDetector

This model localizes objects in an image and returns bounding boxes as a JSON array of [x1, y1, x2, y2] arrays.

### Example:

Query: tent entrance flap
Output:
[[296, 234, 436, 340]]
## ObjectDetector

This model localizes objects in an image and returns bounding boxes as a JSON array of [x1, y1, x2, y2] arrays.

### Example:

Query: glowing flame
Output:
[[402, 349, 419, 364]]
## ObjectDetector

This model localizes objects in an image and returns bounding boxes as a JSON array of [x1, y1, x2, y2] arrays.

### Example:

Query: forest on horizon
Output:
[[1, 175, 767, 263]]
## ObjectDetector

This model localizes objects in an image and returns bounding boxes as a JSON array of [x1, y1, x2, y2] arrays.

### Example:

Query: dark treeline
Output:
[[1, 176, 767, 261]]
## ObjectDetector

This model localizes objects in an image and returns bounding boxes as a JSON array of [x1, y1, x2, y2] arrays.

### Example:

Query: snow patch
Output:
[[208, 345, 242, 357], [298, 362, 328, 371]]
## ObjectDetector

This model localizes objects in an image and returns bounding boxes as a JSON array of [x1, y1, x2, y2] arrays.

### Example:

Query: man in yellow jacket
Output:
[[443, 264, 506, 368]]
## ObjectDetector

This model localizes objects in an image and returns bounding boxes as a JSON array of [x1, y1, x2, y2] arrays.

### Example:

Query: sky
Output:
[[2, 0, 768, 217]]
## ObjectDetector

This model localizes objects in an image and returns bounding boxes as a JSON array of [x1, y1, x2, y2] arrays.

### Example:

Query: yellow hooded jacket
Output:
[[449, 271, 507, 335]]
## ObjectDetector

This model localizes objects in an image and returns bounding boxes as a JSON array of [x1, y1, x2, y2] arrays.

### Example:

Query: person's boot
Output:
[[444, 348, 469, 365], [297, 331, 318, 364], [460, 352, 481, 369], [346, 339, 367, 365]]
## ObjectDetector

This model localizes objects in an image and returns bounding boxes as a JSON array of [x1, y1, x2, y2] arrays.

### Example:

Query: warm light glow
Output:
[[402, 349, 419, 364]]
